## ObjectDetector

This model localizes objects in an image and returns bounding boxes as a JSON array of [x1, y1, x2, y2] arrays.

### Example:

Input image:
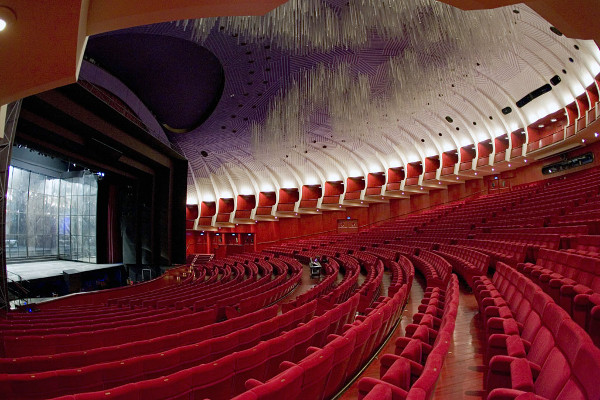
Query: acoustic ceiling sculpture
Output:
[[81, 0, 600, 224]]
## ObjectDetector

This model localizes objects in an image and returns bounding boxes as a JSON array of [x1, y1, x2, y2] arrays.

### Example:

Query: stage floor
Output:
[[7, 260, 123, 281]]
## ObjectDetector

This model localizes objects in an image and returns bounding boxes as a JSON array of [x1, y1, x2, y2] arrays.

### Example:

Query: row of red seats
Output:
[[0, 299, 331, 400], [155, 264, 258, 310], [228, 266, 302, 318], [473, 232, 560, 261], [194, 260, 300, 317], [26, 265, 191, 311], [107, 264, 216, 307], [408, 249, 452, 289], [1, 307, 218, 358], [357, 259, 385, 313], [386, 255, 414, 297], [0, 306, 172, 330], [43, 294, 362, 400], [484, 225, 589, 238], [0, 307, 190, 336], [455, 239, 528, 267], [230, 284, 410, 400], [280, 258, 339, 313], [516, 249, 600, 345], [473, 262, 600, 399], [357, 275, 459, 399], [0, 305, 281, 374], [564, 234, 600, 257], [434, 244, 490, 287]]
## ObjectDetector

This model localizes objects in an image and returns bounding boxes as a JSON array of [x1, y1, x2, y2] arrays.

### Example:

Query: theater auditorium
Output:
[[1, 0, 600, 399]]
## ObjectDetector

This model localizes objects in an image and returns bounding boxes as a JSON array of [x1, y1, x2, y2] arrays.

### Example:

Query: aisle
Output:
[[338, 275, 485, 400], [431, 282, 485, 399]]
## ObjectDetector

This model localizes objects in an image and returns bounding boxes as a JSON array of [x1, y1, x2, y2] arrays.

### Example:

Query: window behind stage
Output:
[[6, 165, 98, 262]]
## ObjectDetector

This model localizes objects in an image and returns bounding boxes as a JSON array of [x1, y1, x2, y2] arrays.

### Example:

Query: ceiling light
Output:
[[474, 172, 478, 175], [595, 132, 599, 137], [538, 124, 544, 128], [508, 164, 511, 167], [491, 168, 495, 171], [524, 159, 528, 163], [582, 139, 586, 143], [0, 7, 16, 32], [550, 118, 557, 122]]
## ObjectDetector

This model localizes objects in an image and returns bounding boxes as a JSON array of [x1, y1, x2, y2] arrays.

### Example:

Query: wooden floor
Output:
[[339, 274, 486, 400]]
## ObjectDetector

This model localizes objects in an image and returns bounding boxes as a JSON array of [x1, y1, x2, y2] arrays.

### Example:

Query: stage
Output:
[[7, 260, 124, 282]]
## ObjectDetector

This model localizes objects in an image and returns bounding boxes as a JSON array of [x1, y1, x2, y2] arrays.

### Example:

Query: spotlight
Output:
[[595, 132, 599, 138]]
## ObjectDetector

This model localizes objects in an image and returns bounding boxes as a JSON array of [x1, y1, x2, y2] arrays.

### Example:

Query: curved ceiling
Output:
[[102, 0, 597, 207], [9, 0, 600, 225], [85, 33, 224, 132]]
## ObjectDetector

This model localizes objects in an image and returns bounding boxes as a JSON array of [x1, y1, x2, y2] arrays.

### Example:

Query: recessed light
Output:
[[0, 7, 16, 32], [582, 139, 586, 143], [491, 168, 495, 171], [595, 132, 599, 138], [524, 159, 527, 163], [474, 172, 478, 175], [508, 164, 511, 167], [456, 177, 459, 180], [538, 124, 544, 128], [550, 119, 557, 122]]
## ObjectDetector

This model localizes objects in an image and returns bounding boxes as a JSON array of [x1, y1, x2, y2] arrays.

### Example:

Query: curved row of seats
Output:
[[404, 249, 452, 289], [473, 262, 600, 399], [1, 308, 216, 358], [0, 306, 280, 374], [356, 275, 459, 399], [231, 283, 411, 400], [1, 298, 325, 399], [433, 244, 490, 287], [280, 258, 339, 313], [455, 238, 528, 267], [40, 293, 362, 400]]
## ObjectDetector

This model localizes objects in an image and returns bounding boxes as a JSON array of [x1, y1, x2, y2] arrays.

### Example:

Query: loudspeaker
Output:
[[502, 107, 512, 115]]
